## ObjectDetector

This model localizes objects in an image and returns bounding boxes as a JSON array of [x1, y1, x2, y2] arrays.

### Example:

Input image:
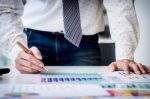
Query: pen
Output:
[[17, 41, 48, 72]]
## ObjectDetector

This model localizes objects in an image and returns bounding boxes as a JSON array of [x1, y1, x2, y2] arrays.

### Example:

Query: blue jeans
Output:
[[24, 28, 102, 66]]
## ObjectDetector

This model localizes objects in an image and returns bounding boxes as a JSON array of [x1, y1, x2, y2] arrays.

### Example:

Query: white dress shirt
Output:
[[0, 0, 140, 65]]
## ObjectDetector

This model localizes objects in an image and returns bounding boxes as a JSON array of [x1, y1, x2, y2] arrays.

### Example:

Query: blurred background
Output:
[[134, 0, 150, 67], [0, 0, 150, 67]]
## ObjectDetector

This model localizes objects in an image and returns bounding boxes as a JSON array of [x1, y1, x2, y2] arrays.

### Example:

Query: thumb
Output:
[[108, 62, 118, 72], [30, 46, 42, 60]]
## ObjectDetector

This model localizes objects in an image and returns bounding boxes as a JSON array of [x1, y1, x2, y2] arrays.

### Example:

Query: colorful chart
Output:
[[100, 83, 150, 90], [107, 90, 150, 96], [99, 83, 150, 96], [1, 72, 150, 98], [40, 73, 106, 84]]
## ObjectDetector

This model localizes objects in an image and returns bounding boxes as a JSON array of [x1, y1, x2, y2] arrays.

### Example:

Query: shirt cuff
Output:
[[115, 44, 135, 61]]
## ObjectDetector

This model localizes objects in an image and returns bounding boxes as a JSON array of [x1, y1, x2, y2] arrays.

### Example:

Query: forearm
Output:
[[0, 0, 27, 64], [104, 0, 140, 60]]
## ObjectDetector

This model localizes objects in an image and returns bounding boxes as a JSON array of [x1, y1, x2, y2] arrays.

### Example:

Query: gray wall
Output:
[[134, 0, 150, 66]]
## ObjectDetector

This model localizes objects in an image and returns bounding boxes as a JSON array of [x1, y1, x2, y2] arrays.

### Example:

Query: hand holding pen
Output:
[[15, 41, 48, 74]]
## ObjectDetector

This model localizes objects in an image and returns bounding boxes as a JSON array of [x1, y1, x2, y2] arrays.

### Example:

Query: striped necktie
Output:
[[63, 0, 82, 47]]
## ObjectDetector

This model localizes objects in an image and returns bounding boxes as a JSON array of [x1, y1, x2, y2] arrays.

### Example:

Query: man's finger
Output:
[[129, 63, 141, 75], [20, 69, 40, 74], [16, 65, 33, 73], [18, 51, 29, 60], [108, 62, 118, 72], [29, 63, 45, 72], [143, 65, 150, 73], [30, 68, 41, 73], [16, 64, 41, 74], [20, 52, 44, 67], [17, 51, 46, 72], [137, 63, 146, 74], [122, 63, 130, 75], [17, 58, 45, 72], [19, 70, 33, 74], [30, 46, 42, 60]]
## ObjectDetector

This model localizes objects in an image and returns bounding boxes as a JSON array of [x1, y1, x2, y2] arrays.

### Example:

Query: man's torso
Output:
[[22, 0, 105, 35]]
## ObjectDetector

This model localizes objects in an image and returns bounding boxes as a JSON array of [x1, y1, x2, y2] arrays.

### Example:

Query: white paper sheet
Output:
[[110, 71, 150, 83], [0, 84, 109, 97]]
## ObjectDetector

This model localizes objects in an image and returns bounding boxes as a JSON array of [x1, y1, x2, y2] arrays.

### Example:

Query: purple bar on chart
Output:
[[53, 78, 58, 82], [48, 78, 52, 82], [41, 78, 47, 83], [59, 78, 64, 82], [70, 78, 75, 81], [64, 78, 70, 81]]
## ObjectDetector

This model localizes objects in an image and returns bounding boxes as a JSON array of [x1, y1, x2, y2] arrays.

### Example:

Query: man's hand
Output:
[[109, 59, 150, 75], [15, 46, 45, 74]]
